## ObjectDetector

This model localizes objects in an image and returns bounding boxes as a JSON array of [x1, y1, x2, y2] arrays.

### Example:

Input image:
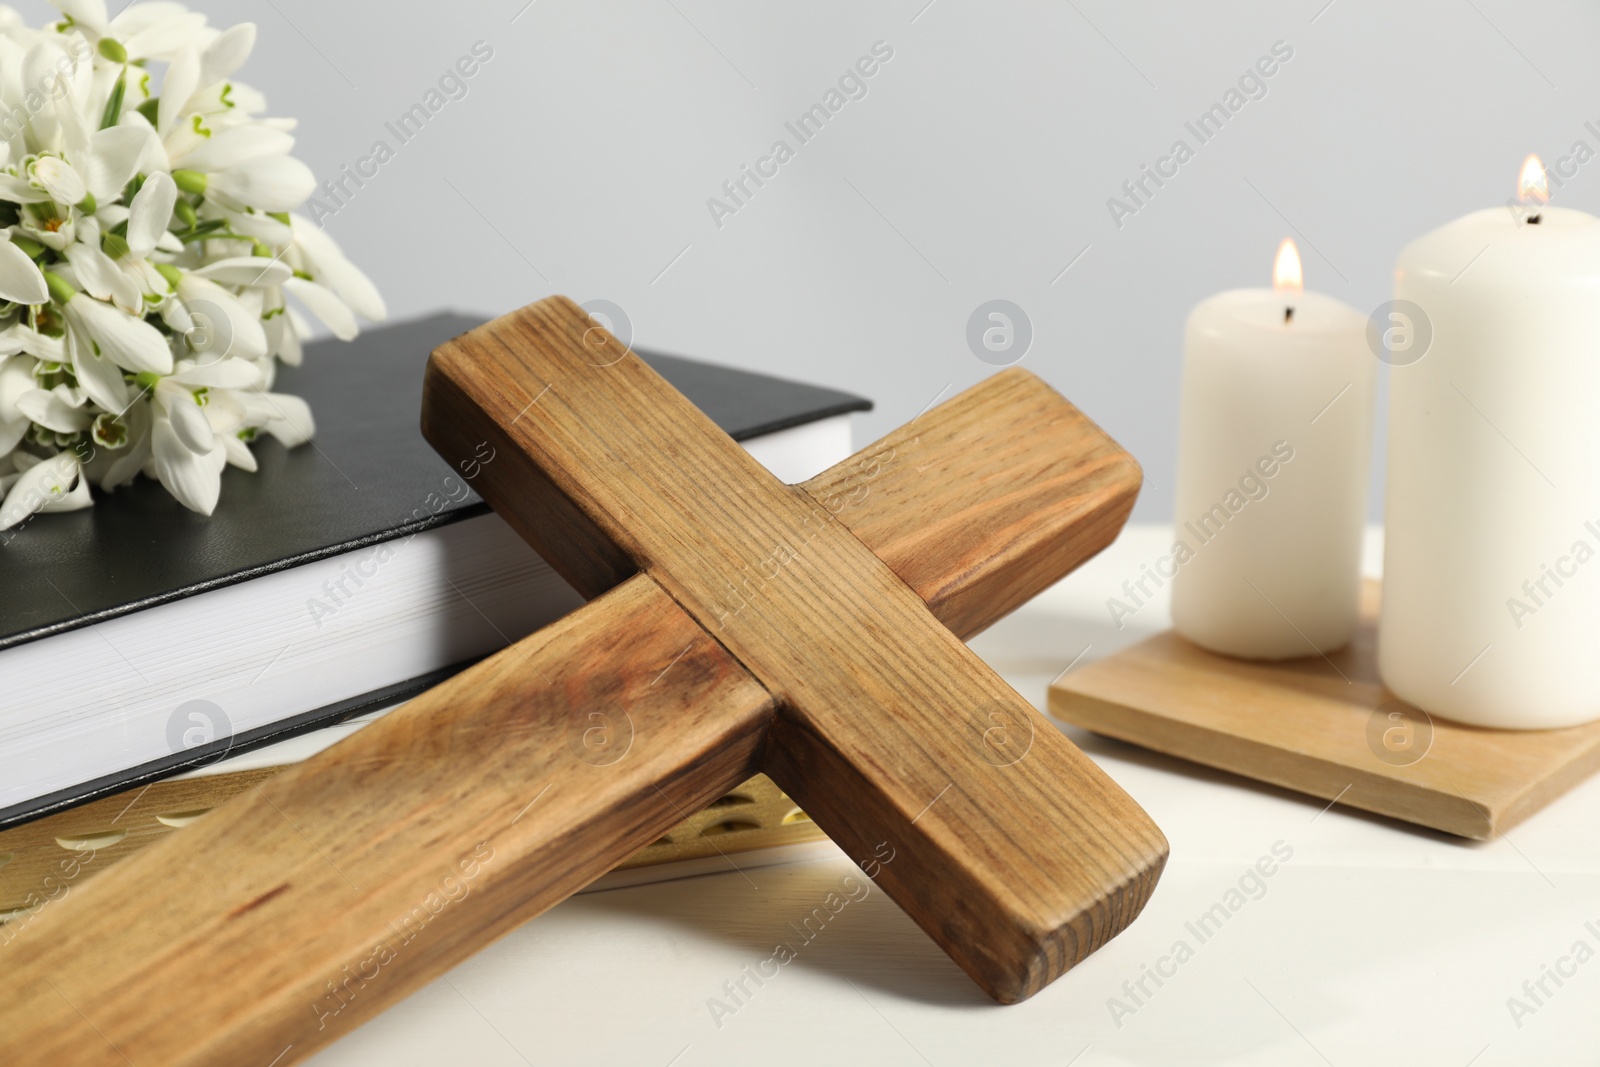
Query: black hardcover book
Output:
[[0, 313, 869, 828]]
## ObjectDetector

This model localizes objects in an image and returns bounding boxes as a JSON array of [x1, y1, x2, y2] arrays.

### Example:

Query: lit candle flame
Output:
[[1273, 237, 1303, 294], [1518, 153, 1549, 205]]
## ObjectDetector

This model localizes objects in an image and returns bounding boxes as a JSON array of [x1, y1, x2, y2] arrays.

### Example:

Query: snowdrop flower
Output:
[[147, 355, 257, 514], [54, 0, 210, 64], [289, 216, 385, 325], [0, 352, 37, 454], [0, 448, 87, 528], [171, 156, 314, 214], [0, 237, 47, 304], [27, 153, 83, 203], [0, 1, 383, 525], [169, 270, 268, 360], [48, 270, 171, 373]]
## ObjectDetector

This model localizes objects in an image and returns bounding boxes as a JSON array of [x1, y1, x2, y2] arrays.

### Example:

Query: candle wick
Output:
[[1284, 306, 1294, 324], [1528, 212, 1542, 225]]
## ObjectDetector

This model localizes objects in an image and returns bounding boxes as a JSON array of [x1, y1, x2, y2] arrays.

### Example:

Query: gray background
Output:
[[35, 0, 1600, 518]]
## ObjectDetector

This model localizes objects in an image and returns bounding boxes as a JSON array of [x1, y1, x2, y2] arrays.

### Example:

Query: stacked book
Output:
[[0, 315, 869, 916]]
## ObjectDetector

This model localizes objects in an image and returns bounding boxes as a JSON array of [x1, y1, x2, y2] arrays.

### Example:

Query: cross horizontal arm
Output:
[[0, 299, 1160, 1065], [425, 298, 1165, 1004], [803, 365, 1141, 639]]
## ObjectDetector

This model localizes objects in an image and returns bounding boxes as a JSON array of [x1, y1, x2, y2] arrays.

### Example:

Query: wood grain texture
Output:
[[1, 574, 774, 1066], [0, 295, 1162, 1065], [805, 367, 1141, 640], [0, 768, 279, 916], [425, 297, 1165, 1003], [0, 362, 1134, 917], [1050, 580, 1600, 838], [0, 766, 825, 913]]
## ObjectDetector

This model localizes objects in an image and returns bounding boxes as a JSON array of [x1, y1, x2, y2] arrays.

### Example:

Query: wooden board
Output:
[[425, 298, 1166, 1004], [1050, 580, 1600, 839], [0, 299, 1164, 1067], [0, 770, 823, 919], [0, 361, 1137, 929]]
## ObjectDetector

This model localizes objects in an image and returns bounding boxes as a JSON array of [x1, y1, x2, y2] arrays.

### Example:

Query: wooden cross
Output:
[[2, 297, 1166, 1066]]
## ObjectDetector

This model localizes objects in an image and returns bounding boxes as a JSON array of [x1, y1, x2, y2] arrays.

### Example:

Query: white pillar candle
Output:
[[1171, 239, 1375, 659], [1380, 156, 1600, 729]]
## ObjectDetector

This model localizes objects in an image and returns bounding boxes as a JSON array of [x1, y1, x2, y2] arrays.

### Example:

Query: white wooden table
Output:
[[311, 526, 1600, 1067]]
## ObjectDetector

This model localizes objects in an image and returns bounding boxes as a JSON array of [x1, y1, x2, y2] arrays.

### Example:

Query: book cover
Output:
[[0, 314, 869, 827]]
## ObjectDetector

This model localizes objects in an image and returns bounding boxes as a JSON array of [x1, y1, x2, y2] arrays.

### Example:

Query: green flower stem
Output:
[[170, 220, 227, 243], [100, 70, 125, 129], [153, 262, 182, 290]]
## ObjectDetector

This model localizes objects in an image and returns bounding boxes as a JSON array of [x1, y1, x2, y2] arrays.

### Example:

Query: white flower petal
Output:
[[121, 257, 168, 304], [0, 354, 34, 453], [203, 387, 244, 434], [158, 296, 192, 334], [38, 467, 93, 511], [52, 76, 93, 164], [0, 35, 25, 105], [21, 42, 68, 144], [242, 390, 313, 448], [0, 420, 23, 456], [178, 123, 292, 174], [209, 155, 314, 212], [65, 292, 173, 373], [267, 310, 301, 366], [121, 109, 170, 173], [111, 1, 195, 35], [94, 204, 130, 228], [199, 23, 256, 88], [0, 237, 46, 304], [220, 82, 268, 116], [157, 44, 200, 135], [284, 276, 357, 341], [16, 385, 92, 432], [100, 401, 150, 489], [67, 323, 128, 411], [0, 450, 79, 529], [0, 174, 51, 204], [90, 59, 123, 117], [191, 255, 291, 287], [157, 379, 212, 452], [214, 206, 290, 245], [9, 326, 63, 362], [120, 10, 208, 62], [65, 240, 135, 307], [30, 156, 86, 205], [175, 273, 267, 360], [86, 124, 153, 201], [151, 411, 223, 514], [0, 341, 28, 373], [56, 0, 110, 36], [125, 170, 176, 259], [171, 356, 259, 389], [220, 430, 256, 471], [291, 216, 385, 322]]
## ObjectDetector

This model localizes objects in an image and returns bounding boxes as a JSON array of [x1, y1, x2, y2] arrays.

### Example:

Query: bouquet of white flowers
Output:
[[0, 0, 383, 531]]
